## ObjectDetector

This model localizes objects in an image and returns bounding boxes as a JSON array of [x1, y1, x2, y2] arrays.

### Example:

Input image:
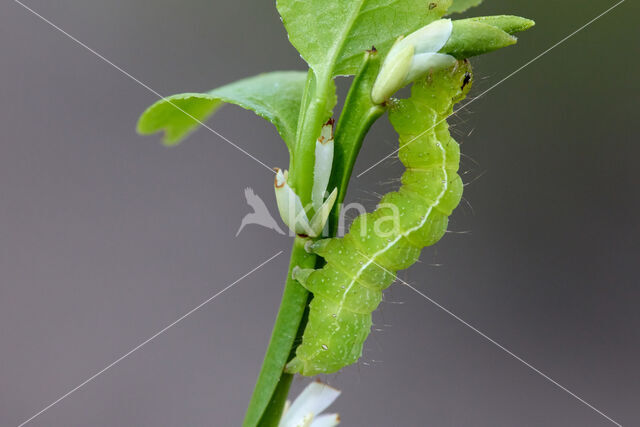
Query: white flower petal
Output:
[[310, 413, 340, 427], [318, 120, 333, 143], [278, 382, 341, 427], [274, 168, 312, 235], [299, 413, 314, 427], [371, 43, 414, 104], [400, 18, 452, 54], [371, 19, 455, 103], [403, 52, 457, 84], [312, 122, 334, 212]]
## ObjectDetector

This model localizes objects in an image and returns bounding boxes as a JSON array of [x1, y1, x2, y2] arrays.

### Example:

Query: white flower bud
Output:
[[402, 52, 456, 84], [274, 168, 312, 235], [371, 44, 414, 106], [371, 19, 455, 104], [312, 120, 335, 212], [274, 168, 336, 237]]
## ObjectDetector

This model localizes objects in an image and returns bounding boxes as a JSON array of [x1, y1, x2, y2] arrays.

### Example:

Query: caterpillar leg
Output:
[[292, 266, 315, 289], [286, 295, 372, 375]]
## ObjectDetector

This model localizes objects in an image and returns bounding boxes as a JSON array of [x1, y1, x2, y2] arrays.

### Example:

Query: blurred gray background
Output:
[[1, 1, 638, 426]]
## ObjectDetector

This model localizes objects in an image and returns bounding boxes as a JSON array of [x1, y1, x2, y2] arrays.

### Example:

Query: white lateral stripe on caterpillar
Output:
[[294, 139, 449, 369], [332, 136, 447, 323]]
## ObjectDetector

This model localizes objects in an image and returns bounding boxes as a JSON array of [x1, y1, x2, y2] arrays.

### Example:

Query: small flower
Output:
[[312, 119, 335, 212], [275, 168, 311, 235], [371, 19, 456, 104], [274, 168, 337, 237], [278, 381, 341, 427]]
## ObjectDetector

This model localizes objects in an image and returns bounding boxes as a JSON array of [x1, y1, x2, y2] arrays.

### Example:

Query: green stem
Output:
[[290, 73, 334, 208], [244, 49, 385, 427], [244, 67, 333, 427], [329, 49, 385, 234], [255, 374, 294, 426], [243, 238, 315, 427]]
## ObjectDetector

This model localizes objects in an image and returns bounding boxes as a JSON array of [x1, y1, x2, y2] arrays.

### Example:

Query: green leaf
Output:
[[277, 0, 453, 77], [467, 15, 536, 35], [136, 71, 307, 150], [447, 0, 483, 14], [441, 16, 534, 59]]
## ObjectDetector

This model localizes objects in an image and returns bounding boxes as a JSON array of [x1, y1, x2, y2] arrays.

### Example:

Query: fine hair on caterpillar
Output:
[[287, 60, 474, 376]]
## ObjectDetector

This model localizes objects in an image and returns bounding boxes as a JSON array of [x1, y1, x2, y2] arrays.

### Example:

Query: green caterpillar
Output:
[[286, 60, 472, 376]]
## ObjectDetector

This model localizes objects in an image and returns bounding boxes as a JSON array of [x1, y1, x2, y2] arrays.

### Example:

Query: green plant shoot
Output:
[[136, 0, 533, 425]]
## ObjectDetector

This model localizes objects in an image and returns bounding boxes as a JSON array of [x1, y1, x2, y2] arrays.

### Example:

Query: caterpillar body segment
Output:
[[287, 61, 472, 376]]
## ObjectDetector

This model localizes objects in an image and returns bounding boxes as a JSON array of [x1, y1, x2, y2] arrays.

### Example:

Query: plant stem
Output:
[[329, 50, 384, 234], [245, 65, 333, 427], [255, 372, 293, 426], [243, 238, 315, 427], [290, 76, 334, 208], [244, 50, 384, 427]]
